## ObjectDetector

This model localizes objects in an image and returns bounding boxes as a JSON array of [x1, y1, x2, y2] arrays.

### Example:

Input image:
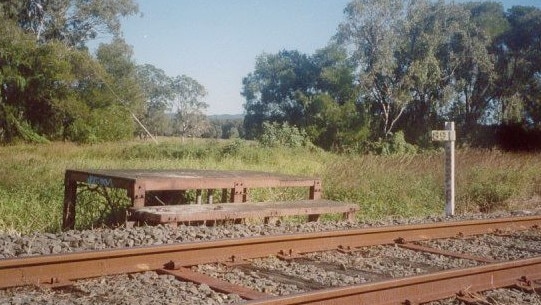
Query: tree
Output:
[[96, 38, 144, 110], [0, 12, 147, 143], [305, 45, 365, 149], [447, 2, 505, 131], [242, 46, 362, 149], [0, 18, 47, 143], [303, 94, 370, 150], [93, 38, 143, 139], [337, 0, 412, 139], [170, 75, 209, 138], [0, 16, 135, 143], [0, 0, 139, 47], [222, 119, 243, 139], [493, 5, 541, 126], [202, 116, 245, 139], [135, 64, 174, 137], [312, 44, 357, 105], [396, 0, 494, 143], [242, 50, 318, 138], [337, 0, 495, 145]]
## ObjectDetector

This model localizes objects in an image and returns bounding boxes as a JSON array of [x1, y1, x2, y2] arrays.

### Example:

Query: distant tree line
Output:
[[203, 115, 244, 139], [2, 0, 540, 151], [242, 0, 541, 151]]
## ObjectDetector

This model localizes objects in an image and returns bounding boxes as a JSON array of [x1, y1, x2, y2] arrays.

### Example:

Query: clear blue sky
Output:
[[111, 0, 541, 115]]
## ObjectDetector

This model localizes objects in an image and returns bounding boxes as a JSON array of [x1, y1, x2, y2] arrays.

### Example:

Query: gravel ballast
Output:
[[1, 209, 540, 305], [2, 211, 538, 259]]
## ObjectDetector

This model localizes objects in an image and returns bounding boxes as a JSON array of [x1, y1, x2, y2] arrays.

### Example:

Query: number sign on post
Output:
[[431, 122, 455, 217]]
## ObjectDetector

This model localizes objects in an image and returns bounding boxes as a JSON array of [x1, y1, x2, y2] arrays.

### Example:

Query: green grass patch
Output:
[[1, 139, 540, 233]]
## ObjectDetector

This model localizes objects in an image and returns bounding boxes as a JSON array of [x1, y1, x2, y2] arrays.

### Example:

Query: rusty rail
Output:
[[245, 256, 541, 305], [2, 215, 541, 289]]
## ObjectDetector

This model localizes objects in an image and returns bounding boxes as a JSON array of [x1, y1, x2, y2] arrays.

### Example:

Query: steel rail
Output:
[[244, 255, 541, 305], [1, 215, 540, 289]]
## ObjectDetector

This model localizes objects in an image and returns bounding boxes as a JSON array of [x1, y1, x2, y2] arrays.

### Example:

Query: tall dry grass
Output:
[[0, 139, 540, 233]]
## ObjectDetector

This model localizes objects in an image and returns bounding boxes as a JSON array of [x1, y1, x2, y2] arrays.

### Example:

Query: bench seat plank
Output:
[[129, 199, 358, 224]]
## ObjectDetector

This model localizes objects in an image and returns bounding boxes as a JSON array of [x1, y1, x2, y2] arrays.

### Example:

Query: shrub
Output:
[[220, 139, 245, 156], [366, 131, 418, 155], [65, 118, 97, 144], [258, 122, 311, 148], [65, 105, 134, 144]]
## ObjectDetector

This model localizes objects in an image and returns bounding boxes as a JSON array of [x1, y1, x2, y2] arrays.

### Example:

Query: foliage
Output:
[[242, 46, 353, 139], [336, 0, 496, 144], [337, 0, 411, 138], [203, 116, 244, 139], [444, 2, 501, 133], [0, 1, 210, 144], [0, 5, 139, 144], [242, 50, 317, 138], [135, 64, 174, 137], [366, 131, 418, 155], [258, 122, 311, 148], [90, 105, 134, 142], [170, 75, 210, 138], [303, 94, 370, 150], [95, 38, 145, 115], [240, 1, 541, 152], [493, 5, 541, 126], [465, 169, 515, 212], [133, 66, 212, 139], [0, 0, 139, 47], [242, 46, 360, 149]]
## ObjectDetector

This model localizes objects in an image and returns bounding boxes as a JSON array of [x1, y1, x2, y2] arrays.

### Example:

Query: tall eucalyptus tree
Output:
[[337, 0, 494, 144], [170, 75, 209, 138]]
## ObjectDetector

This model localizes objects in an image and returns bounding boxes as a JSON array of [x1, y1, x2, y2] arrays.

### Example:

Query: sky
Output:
[[108, 0, 541, 115]]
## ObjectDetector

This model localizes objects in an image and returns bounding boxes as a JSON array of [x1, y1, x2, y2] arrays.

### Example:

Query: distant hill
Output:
[[208, 114, 244, 120]]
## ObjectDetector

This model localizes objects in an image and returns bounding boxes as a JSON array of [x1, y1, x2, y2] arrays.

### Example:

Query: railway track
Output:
[[1, 215, 541, 304]]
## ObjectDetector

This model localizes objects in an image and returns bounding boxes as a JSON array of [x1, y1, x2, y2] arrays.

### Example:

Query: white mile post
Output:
[[431, 122, 456, 217]]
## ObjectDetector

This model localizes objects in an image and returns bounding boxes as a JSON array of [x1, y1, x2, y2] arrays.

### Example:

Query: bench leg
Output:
[[62, 178, 77, 230], [164, 222, 178, 229], [196, 189, 202, 204], [221, 189, 228, 203], [344, 211, 356, 222], [125, 209, 135, 228], [308, 214, 320, 222], [264, 216, 279, 225]]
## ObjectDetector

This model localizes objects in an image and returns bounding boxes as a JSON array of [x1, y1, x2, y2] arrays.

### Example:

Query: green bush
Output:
[[89, 106, 134, 142], [369, 131, 418, 155], [65, 118, 97, 144], [75, 187, 131, 228], [258, 122, 311, 148], [220, 139, 245, 157], [65, 105, 134, 144]]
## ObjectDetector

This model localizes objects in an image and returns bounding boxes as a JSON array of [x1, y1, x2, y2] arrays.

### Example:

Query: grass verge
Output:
[[0, 139, 540, 233]]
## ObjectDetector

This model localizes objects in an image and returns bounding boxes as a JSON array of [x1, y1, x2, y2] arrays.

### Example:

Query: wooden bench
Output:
[[62, 169, 358, 229], [128, 199, 359, 226]]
